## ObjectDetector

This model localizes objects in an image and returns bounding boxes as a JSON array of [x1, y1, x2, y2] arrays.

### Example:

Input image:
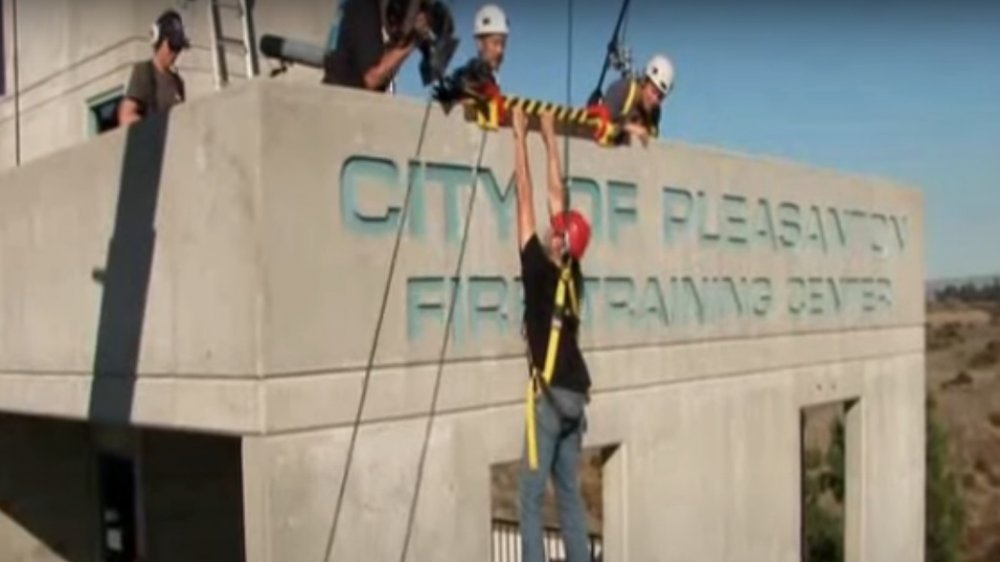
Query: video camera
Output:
[[259, 0, 458, 87], [384, 0, 459, 86]]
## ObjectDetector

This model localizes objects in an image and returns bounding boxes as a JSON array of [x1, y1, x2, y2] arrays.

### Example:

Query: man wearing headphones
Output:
[[118, 10, 190, 127]]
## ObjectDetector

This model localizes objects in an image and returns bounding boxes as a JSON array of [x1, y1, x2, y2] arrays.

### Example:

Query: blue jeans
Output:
[[519, 386, 590, 562]]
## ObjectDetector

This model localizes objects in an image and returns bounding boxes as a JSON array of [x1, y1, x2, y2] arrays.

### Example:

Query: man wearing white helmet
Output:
[[473, 4, 508, 77], [601, 54, 675, 147], [431, 4, 508, 105]]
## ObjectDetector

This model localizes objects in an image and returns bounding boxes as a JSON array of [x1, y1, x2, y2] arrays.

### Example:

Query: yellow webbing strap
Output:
[[621, 79, 639, 119], [526, 267, 579, 471]]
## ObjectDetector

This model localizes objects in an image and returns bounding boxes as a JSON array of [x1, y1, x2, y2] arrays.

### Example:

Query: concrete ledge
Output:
[[0, 373, 261, 435], [266, 324, 924, 433], [0, 324, 918, 433]]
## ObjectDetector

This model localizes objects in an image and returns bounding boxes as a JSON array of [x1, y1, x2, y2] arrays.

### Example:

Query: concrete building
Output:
[[0, 0, 337, 171], [1, 2, 926, 562]]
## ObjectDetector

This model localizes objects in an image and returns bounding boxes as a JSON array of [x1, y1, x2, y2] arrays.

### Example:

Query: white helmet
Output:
[[474, 4, 509, 36], [645, 54, 675, 96]]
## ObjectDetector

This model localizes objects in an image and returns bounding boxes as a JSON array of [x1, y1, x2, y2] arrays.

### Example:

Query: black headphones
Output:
[[151, 10, 190, 51]]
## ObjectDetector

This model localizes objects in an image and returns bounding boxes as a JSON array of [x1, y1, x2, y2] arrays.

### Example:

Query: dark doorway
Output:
[[96, 452, 139, 562]]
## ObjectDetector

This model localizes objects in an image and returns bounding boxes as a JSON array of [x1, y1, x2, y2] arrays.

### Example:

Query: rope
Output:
[[396, 128, 489, 562], [563, 0, 574, 210], [324, 2, 464, 559], [12, 0, 22, 166], [322, 97, 435, 562]]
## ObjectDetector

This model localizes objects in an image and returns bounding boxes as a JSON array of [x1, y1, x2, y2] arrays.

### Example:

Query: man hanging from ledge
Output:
[[118, 10, 189, 127], [599, 53, 675, 147], [512, 106, 593, 562]]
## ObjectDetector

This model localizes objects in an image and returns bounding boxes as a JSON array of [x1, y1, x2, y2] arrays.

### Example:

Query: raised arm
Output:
[[512, 107, 536, 250], [539, 112, 566, 218]]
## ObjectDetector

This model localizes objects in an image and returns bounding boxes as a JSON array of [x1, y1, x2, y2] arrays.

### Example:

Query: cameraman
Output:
[[322, 0, 432, 92]]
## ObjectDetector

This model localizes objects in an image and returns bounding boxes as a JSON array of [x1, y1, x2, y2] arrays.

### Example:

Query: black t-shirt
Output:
[[124, 61, 185, 116], [323, 0, 387, 90], [520, 234, 590, 394]]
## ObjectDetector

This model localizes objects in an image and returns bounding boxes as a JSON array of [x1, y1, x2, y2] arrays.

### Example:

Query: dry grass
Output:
[[942, 371, 975, 390], [968, 340, 1000, 369]]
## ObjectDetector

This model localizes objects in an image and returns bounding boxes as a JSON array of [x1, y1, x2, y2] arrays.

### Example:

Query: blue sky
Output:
[[388, 0, 999, 280]]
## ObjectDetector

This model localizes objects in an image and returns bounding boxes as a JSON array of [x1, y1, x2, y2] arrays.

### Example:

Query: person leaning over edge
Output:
[[601, 53, 675, 147], [429, 3, 507, 106], [512, 106, 594, 562], [118, 10, 190, 127], [322, 0, 432, 93]]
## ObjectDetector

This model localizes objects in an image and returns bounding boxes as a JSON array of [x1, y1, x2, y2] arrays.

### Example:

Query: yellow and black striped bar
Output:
[[461, 94, 621, 147], [500, 97, 593, 126]]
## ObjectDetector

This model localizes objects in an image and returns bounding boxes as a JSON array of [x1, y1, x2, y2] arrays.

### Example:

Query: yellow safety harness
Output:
[[620, 78, 639, 120], [525, 266, 580, 471], [619, 78, 660, 137]]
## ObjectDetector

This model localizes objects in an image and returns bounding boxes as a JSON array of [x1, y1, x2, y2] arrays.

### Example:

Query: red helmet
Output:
[[550, 210, 592, 261]]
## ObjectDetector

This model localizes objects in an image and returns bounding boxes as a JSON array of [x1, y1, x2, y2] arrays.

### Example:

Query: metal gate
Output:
[[492, 518, 603, 562]]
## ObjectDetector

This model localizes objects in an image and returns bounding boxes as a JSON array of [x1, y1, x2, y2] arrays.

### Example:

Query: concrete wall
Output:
[[0, 0, 340, 171], [0, 80, 925, 561]]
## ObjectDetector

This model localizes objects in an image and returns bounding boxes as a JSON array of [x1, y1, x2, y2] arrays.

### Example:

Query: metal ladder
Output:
[[207, 0, 260, 90]]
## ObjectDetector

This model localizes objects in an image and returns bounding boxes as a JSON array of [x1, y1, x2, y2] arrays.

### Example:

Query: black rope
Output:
[[396, 128, 489, 562], [622, 0, 629, 44], [322, 97, 435, 562], [621, 0, 630, 75], [586, 0, 632, 106]]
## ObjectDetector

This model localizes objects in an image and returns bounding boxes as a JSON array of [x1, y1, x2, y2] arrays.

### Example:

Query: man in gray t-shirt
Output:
[[119, 10, 190, 127]]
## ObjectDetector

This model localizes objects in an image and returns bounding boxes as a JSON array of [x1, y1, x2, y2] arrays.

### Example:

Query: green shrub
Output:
[[926, 402, 966, 562]]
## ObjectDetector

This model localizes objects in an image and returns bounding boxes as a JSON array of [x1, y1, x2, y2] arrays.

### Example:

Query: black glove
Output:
[[432, 79, 462, 106], [462, 58, 494, 85]]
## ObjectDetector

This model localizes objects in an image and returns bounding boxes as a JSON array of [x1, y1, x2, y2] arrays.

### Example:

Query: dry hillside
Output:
[[927, 299, 1000, 562]]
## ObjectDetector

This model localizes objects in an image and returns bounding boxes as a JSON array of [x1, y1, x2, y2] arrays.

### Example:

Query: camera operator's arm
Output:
[[362, 42, 416, 91]]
